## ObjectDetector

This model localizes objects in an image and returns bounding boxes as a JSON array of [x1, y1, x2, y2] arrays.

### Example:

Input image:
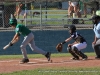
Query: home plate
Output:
[[19, 62, 37, 64], [27, 62, 37, 64]]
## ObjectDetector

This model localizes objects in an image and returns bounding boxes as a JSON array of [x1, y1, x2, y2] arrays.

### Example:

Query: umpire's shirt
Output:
[[93, 22, 100, 38], [93, 22, 100, 57]]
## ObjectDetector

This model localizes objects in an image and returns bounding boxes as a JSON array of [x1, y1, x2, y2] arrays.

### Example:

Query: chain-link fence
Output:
[[0, 0, 100, 29]]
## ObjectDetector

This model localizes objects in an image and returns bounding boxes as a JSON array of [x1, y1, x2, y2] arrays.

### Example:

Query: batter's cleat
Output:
[[71, 57, 79, 60], [20, 58, 29, 64], [45, 52, 51, 61], [82, 55, 88, 60]]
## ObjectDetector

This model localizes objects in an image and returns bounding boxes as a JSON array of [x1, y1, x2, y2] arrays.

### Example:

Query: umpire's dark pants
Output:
[[92, 39, 100, 57]]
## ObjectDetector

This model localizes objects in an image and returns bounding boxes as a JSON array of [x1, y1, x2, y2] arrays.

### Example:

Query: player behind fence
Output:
[[8, 18, 51, 63], [61, 25, 88, 60]]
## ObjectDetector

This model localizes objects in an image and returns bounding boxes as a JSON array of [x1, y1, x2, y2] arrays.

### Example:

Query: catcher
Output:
[[56, 25, 87, 60]]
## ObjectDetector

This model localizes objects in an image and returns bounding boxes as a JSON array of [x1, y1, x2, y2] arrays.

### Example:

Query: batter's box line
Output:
[[0, 58, 49, 63], [0, 58, 81, 64], [0, 60, 19, 63], [32, 59, 81, 64], [18, 60, 81, 66], [32, 59, 48, 61]]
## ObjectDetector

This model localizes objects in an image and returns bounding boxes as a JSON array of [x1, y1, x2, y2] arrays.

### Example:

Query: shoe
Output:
[[82, 55, 88, 60], [20, 58, 29, 64], [45, 52, 51, 61], [95, 56, 100, 59], [71, 57, 79, 60]]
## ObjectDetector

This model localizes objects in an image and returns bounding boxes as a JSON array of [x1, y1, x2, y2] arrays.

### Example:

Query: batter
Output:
[[9, 18, 51, 63]]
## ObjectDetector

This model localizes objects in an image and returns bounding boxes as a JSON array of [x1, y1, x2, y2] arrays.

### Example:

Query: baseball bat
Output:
[[3, 44, 10, 50]]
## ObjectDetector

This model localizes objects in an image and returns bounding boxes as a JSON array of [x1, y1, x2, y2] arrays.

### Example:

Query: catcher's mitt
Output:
[[56, 43, 63, 52]]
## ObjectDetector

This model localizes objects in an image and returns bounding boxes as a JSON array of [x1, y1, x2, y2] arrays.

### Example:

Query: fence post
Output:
[[25, 0, 27, 26], [40, 2, 42, 30]]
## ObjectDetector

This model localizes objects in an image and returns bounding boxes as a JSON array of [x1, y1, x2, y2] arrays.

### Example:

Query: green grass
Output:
[[0, 52, 95, 60], [1, 67, 100, 75], [18, 8, 93, 25]]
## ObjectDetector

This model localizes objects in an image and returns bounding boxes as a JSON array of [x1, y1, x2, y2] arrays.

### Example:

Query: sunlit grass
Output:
[[1, 67, 100, 75], [0, 52, 95, 60]]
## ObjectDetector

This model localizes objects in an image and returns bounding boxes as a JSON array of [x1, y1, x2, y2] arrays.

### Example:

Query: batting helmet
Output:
[[9, 19, 17, 25], [68, 25, 76, 33]]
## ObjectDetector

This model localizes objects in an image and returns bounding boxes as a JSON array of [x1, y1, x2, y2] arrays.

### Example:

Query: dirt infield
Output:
[[0, 56, 100, 74]]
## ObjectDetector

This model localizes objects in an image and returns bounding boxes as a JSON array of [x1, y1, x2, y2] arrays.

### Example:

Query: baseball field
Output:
[[0, 29, 98, 75], [0, 53, 100, 75]]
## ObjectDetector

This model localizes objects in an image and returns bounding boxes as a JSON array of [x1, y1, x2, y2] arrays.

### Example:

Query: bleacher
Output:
[[16, 10, 93, 29]]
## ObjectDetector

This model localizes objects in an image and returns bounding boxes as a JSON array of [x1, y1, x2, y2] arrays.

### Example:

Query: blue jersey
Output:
[[70, 31, 86, 43], [93, 22, 100, 38]]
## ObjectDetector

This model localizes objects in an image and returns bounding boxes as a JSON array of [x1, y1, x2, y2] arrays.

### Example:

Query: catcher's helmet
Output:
[[90, 15, 100, 24], [68, 25, 76, 32], [9, 18, 17, 25], [90, 15, 100, 20]]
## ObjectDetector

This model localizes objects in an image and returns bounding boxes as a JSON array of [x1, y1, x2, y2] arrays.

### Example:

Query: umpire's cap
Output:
[[90, 15, 100, 20]]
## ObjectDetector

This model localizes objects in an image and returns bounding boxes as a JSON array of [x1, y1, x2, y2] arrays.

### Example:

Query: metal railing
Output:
[[16, 9, 92, 30]]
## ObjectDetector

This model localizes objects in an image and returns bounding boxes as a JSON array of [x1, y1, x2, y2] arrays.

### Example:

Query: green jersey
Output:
[[15, 24, 31, 36]]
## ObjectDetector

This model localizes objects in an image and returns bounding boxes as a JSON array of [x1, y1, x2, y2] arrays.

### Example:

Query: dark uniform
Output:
[[67, 25, 87, 60]]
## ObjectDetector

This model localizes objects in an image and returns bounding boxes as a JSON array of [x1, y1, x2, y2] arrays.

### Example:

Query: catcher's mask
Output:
[[9, 18, 17, 26], [68, 25, 76, 34]]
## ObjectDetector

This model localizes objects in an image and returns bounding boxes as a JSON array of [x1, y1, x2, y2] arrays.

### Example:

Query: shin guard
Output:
[[67, 46, 79, 59]]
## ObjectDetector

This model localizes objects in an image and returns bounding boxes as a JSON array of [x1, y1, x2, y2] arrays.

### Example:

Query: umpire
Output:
[[92, 15, 100, 59]]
